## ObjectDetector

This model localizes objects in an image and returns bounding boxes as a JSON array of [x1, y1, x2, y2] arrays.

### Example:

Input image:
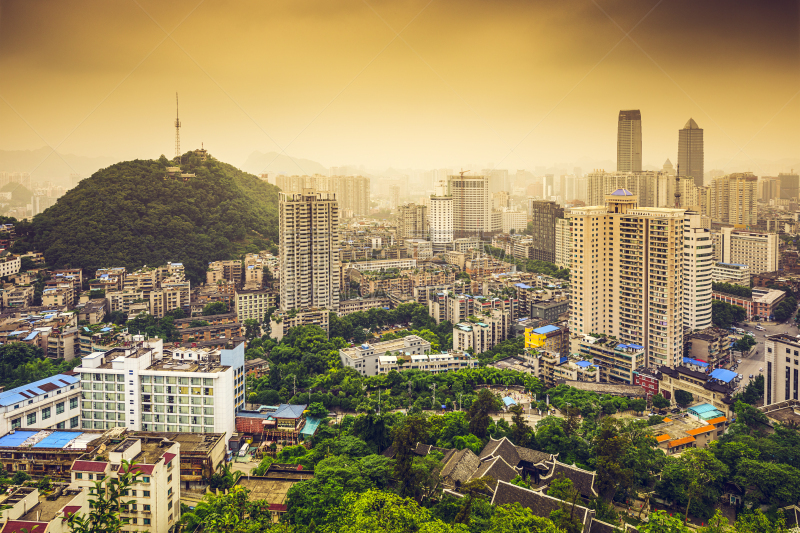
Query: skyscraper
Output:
[[279, 189, 340, 312], [709, 173, 758, 226], [617, 110, 642, 172], [447, 174, 491, 238], [429, 195, 454, 245], [569, 189, 684, 368], [397, 203, 428, 240], [678, 118, 704, 187], [527, 200, 564, 263], [683, 211, 713, 331]]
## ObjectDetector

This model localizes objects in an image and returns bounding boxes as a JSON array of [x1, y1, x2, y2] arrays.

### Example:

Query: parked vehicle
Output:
[[755, 325, 766, 331]]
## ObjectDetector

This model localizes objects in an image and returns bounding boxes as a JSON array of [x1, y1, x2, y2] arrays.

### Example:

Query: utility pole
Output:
[[378, 389, 382, 416], [458, 392, 463, 412], [407, 381, 413, 412], [430, 383, 437, 410], [293, 375, 296, 398]]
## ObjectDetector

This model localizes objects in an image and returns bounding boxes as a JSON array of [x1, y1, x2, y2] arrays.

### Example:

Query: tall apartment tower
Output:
[[447, 174, 491, 238], [429, 195, 454, 244], [397, 203, 429, 240], [683, 211, 713, 331], [778, 172, 800, 200], [709, 173, 758, 226], [569, 189, 684, 368], [528, 200, 564, 263], [678, 118, 704, 187], [617, 110, 642, 172], [279, 189, 340, 312]]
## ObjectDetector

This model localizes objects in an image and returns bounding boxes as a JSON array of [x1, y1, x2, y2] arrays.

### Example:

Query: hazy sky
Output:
[[0, 0, 798, 173]]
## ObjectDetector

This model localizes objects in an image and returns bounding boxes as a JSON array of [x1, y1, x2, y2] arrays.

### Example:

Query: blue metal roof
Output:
[[710, 368, 737, 383], [502, 396, 517, 407], [272, 404, 307, 419], [683, 357, 709, 368], [515, 283, 532, 289], [576, 360, 592, 368], [23, 331, 38, 341], [532, 325, 559, 334], [33, 431, 85, 448], [0, 431, 37, 448], [610, 188, 634, 196], [300, 417, 322, 437], [0, 374, 79, 407]]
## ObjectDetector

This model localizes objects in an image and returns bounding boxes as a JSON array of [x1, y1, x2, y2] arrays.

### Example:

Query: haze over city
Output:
[[1, 0, 798, 175]]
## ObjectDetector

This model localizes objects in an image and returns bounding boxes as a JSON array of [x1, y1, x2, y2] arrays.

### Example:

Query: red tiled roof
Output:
[[2, 521, 49, 533], [268, 504, 288, 512], [121, 463, 155, 475], [72, 460, 108, 472], [63, 505, 82, 519], [162, 452, 176, 465]]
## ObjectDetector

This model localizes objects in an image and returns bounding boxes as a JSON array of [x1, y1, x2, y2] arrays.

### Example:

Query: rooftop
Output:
[[0, 374, 79, 407], [0, 430, 102, 450]]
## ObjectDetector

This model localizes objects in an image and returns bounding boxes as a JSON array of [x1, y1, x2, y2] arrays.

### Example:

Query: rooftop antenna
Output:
[[675, 163, 681, 209], [174, 93, 181, 160]]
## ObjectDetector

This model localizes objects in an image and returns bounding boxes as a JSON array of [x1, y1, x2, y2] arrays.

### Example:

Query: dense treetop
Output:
[[19, 153, 280, 284]]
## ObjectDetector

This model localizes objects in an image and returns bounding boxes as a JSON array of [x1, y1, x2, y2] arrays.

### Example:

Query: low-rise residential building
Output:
[[0, 484, 89, 533], [649, 409, 728, 454], [76, 299, 107, 325], [712, 287, 786, 321], [269, 308, 330, 341], [3, 285, 34, 308], [579, 335, 646, 385], [70, 433, 181, 532], [207, 260, 243, 286], [345, 258, 417, 272], [179, 323, 243, 343], [0, 252, 21, 278], [173, 312, 238, 330], [340, 335, 432, 376], [235, 288, 277, 322], [524, 324, 569, 356], [713, 262, 751, 286], [405, 239, 433, 260], [235, 404, 310, 446], [521, 350, 599, 388], [685, 327, 733, 370], [337, 298, 391, 316], [41, 287, 71, 307], [0, 374, 81, 435], [453, 310, 510, 354], [656, 365, 736, 417], [632, 367, 661, 399], [375, 350, 478, 375], [764, 333, 800, 404], [235, 464, 315, 523], [76, 338, 245, 440], [0, 428, 104, 480], [129, 430, 226, 490]]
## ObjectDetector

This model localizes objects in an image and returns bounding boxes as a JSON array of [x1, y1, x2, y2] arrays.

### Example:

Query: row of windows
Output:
[[83, 374, 214, 386], [13, 414, 78, 429]]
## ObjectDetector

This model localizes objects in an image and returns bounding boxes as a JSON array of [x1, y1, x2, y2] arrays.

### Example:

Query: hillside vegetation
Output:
[[23, 153, 280, 284]]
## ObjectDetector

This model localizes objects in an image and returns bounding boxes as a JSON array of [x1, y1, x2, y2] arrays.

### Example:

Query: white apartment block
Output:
[[683, 212, 713, 331], [569, 189, 684, 368], [340, 335, 432, 376], [0, 254, 21, 278], [375, 351, 478, 375], [345, 258, 417, 272], [71, 432, 181, 532], [713, 262, 751, 286], [554, 217, 572, 269], [77, 338, 245, 441], [279, 189, 340, 312], [452, 310, 509, 354], [764, 334, 800, 404], [714, 227, 778, 275], [0, 374, 81, 435], [586, 170, 675, 208], [502, 210, 527, 234], [235, 288, 277, 322]]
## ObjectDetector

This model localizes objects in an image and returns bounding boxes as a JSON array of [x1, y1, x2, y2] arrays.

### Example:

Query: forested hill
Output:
[[24, 153, 280, 285]]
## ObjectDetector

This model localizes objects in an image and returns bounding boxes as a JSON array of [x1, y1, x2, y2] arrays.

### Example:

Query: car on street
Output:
[[749, 374, 754, 378]]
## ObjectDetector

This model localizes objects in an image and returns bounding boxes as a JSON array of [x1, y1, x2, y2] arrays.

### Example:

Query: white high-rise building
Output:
[[683, 211, 713, 331], [279, 189, 340, 312], [714, 227, 779, 275], [554, 217, 571, 269], [617, 110, 642, 172], [429, 195, 454, 244], [76, 338, 245, 441], [568, 189, 684, 368]]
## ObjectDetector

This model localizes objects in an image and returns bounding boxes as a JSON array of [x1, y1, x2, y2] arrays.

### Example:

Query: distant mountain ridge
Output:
[[241, 150, 328, 177], [0, 147, 117, 182]]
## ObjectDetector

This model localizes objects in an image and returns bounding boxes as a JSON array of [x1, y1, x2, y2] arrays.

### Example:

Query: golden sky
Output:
[[0, 0, 798, 172]]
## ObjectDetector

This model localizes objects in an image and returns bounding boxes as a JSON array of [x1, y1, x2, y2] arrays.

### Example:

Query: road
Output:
[[737, 318, 800, 389]]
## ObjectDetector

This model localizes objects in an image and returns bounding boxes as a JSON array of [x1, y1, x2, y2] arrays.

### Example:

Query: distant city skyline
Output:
[[0, 0, 797, 173]]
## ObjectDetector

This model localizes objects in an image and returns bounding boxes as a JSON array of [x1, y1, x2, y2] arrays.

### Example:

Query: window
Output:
[[11, 418, 20, 429], [27, 412, 36, 425], [143, 490, 151, 497], [167, 487, 172, 496], [143, 519, 151, 525], [70, 416, 79, 428], [75, 473, 83, 479], [167, 474, 172, 483], [56, 402, 65, 414], [42, 407, 51, 420], [144, 505, 151, 511], [70, 397, 78, 409], [168, 501, 173, 510]]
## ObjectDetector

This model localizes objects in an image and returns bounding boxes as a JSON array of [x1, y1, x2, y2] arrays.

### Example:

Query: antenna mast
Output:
[[175, 93, 181, 160], [674, 163, 681, 208]]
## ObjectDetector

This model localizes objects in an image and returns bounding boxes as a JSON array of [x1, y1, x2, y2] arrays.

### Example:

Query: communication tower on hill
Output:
[[175, 93, 181, 160]]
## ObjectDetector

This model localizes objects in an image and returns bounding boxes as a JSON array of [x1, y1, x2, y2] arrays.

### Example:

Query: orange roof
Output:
[[687, 425, 715, 436], [655, 434, 671, 443], [668, 436, 696, 447], [706, 416, 727, 425]]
